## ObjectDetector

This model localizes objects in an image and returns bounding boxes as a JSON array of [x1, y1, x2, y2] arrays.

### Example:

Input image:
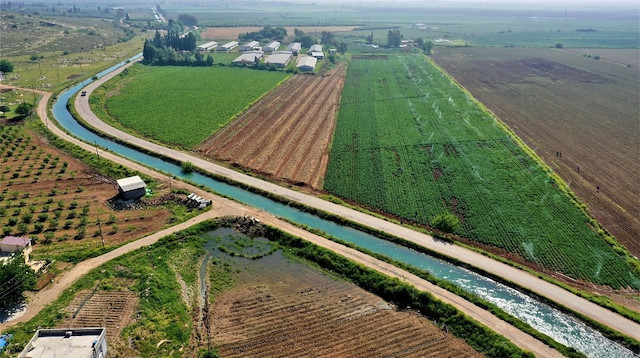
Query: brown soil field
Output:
[[563, 49, 640, 70], [432, 47, 640, 257], [201, 26, 359, 41], [197, 65, 346, 189], [0, 124, 173, 260], [58, 282, 138, 356], [208, 251, 481, 358]]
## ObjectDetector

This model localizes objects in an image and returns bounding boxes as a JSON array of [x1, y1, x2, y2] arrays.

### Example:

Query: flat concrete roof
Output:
[[19, 328, 105, 358]]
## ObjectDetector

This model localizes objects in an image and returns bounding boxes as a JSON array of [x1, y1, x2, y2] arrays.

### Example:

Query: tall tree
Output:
[[423, 40, 434, 55], [15, 102, 34, 117], [387, 29, 402, 48], [0, 254, 37, 310]]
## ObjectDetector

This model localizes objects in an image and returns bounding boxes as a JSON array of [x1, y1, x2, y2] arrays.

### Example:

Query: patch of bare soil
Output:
[[198, 64, 346, 189], [58, 285, 138, 356], [432, 47, 640, 259], [206, 251, 480, 357]]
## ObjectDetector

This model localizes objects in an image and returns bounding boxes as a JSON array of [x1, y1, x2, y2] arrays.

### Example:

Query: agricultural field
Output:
[[431, 47, 640, 257], [93, 63, 289, 148], [0, 123, 193, 263], [198, 65, 346, 189], [210, 249, 479, 357], [201, 26, 360, 41], [2, 223, 484, 357], [324, 54, 640, 290]]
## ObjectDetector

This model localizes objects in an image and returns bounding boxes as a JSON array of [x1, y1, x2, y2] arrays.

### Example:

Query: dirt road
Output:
[[73, 64, 640, 339], [0, 85, 565, 357]]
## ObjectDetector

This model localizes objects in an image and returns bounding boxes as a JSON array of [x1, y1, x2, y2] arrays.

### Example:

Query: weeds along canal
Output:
[[49, 53, 636, 358]]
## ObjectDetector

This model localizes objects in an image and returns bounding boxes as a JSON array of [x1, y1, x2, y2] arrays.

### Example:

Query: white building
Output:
[[265, 52, 292, 68], [296, 56, 317, 72], [265, 41, 280, 53], [232, 51, 264, 66], [308, 44, 322, 54], [19, 328, 107, 358], [218, 41, 239, 51], [286, 42, 301, 55], [116, 176, 146, 200], [196, 41, 218, 51], [240, 41, 260, 52]]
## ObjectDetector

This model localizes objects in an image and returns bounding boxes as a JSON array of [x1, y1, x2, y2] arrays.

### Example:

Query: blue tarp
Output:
[[0, 334, 13, 351]]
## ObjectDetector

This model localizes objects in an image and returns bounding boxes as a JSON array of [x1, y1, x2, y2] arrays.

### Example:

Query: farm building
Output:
[[329, 48, 337, 55], [116, 175, 147, 200], [218, 41, 239, 52], [232, 51, 264, 66], [310, 51, 325, 59], [265, 52, 292, 68], [296, 56, 317, 72], [286, 42, 301, 55], [241, 41, 260, 51], [197, 41, 218, 51], [308, 44, 322, 54], [19, 328, 107, 358], [0, 236, 32, 263], [265, 41, 281, 53]]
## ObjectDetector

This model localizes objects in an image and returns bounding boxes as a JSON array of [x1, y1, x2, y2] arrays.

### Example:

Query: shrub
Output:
[[181, 161, 196, 173], [431, 213, 461, 234], [43, 231, 54, 244]]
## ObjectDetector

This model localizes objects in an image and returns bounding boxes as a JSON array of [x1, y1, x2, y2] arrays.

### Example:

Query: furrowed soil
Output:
[[208, 250, 480, 358], [432, 47, 640, 257], [197, 64, 345, 189], [57, 280, 138, 356]]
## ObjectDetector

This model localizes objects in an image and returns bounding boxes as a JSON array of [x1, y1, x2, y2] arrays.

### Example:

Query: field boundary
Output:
[[67, 60, 640, 339], [425, 54, 639, 275]]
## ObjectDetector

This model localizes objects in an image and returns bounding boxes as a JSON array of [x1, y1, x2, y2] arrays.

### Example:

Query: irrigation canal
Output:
[[49, 54, 636, 358]]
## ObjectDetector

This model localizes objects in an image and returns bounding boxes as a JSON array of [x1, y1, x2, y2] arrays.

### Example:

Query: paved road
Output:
[[0, 86, 565, 357], [74, 63, 640, 340]]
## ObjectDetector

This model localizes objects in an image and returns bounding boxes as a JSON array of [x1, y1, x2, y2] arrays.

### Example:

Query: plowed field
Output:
[[432, 47, 640, 256], [58, 288, 138, 354], [209, 252, 480, 358], [198, 65, 345, 189]]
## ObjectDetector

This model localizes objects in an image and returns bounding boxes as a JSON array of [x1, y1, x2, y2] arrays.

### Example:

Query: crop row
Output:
[[325, 54, 639, 289]]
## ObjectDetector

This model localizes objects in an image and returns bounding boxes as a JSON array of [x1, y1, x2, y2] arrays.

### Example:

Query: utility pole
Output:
[[97, 218, 105, 247], [94, 140, 100, 160]]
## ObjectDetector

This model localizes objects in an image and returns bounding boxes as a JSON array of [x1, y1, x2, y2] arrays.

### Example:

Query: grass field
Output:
[[96, 64, 289, 148], [431, 47, 640, 259], [324, 54, 639, 290]]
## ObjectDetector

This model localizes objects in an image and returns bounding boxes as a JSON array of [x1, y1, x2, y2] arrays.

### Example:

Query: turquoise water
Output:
[[50, 54, 636, 358]]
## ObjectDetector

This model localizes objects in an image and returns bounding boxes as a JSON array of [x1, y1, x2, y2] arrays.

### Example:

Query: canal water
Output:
[[49, 54, 636, 358]]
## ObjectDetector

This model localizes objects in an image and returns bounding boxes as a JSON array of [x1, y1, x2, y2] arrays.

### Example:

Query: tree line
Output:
[[143, 29, 213, 66]]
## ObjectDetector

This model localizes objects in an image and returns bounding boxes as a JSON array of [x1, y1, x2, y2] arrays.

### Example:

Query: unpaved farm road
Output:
[[75, 62, 640, 340], [0, 86, 564, 357]]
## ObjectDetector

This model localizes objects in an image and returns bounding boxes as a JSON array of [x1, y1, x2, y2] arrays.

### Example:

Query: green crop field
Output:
[[324, 54, 639, 289], [99, 64, 289, 148]]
